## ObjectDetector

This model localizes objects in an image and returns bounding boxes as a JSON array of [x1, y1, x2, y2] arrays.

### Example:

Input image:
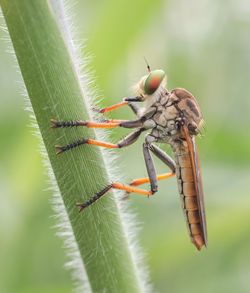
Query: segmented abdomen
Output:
[[174, 146, 205, 249]]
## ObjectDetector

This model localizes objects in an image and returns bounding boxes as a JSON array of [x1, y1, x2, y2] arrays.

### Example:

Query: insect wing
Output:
[[182, 125, 208, 247]]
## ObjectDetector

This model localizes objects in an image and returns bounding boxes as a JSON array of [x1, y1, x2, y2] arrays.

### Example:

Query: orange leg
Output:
[[51, 118, 142, 129], [112, 182, 152, 196], [54, 120, 143, 154], [98, 101, 128, 113], [76, 182, 153, 212], [93, 96, 143, 114], [87, 139, 119, 148], [76, 173, 175, 212], [130, 172, 175, 186], [51, 119, 127, 129], [78, 121, 120, 128], [102, 119, 128, 123], [55, 138, 119, 154]]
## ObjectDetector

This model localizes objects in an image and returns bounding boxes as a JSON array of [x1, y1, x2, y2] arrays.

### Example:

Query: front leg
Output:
[[97, 96, 144, 114]]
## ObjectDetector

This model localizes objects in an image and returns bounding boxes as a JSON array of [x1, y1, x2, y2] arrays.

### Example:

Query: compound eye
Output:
[[144, 69, 165, 95]]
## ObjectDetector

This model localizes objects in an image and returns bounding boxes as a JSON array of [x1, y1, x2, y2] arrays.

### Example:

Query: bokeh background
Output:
[[1, 0, 250, 292]]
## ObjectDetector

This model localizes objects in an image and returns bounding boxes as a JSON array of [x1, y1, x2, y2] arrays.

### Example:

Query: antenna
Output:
[[143, 56, 151, 73]]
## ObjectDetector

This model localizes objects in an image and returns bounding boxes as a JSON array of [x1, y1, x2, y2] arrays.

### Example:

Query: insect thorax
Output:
[[141, 88, 203, 144]]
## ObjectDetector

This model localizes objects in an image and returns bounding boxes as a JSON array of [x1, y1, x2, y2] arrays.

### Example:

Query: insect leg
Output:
[[116, 128, 144, 148], [149, 144, 176, 173], [143, 142, 158, 193], [55, 128, 144, 154], [51, 119, 122, 128], [98, 100, 128, 113], [101, 119, 128, 123], [51, 117, 144, 129], [127, 102, 140, 116], [76, 182, 153, 212], [128, 143, 176, 188], [96, 96, 144, 114], [129, 172, 174, 187]]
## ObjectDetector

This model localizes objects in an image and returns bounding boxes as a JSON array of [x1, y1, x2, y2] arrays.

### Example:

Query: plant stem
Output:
[[0, 1, 148, 292]]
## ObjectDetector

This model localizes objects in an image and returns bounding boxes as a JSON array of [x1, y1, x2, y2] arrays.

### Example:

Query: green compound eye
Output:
[[144, 69, 166, 95]]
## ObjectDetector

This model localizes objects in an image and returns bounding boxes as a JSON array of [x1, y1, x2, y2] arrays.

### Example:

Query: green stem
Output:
[[0, 1, 149, 292]]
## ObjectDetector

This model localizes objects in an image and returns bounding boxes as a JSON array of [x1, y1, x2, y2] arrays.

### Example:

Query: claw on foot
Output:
[[91, 106, 102, 113], [55, 145, 64, 155], [51, 119, 59, 128], [76, 202, 87, 213]]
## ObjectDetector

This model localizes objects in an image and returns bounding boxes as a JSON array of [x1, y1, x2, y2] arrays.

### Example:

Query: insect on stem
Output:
[[52, 66, 207, 250]]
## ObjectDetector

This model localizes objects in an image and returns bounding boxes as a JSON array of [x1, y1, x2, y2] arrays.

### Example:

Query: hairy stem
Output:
[[0, 1, 149, 292]]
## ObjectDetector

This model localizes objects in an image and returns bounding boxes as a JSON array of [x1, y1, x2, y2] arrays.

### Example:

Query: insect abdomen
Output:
[[174, 149, 205, 250]]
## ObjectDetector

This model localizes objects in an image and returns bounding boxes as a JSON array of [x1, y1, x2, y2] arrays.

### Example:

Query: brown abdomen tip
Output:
[[193, 235, 205, 250]]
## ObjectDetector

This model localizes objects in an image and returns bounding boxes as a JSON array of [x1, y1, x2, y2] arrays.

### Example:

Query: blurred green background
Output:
[[1, 0, 250, 292]]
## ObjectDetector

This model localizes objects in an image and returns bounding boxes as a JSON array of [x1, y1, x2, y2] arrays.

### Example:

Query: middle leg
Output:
[[55, 128, 145, 154], [51, 117, 143, 129]]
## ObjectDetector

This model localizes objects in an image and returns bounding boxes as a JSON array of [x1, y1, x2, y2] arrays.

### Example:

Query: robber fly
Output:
[[51, 65, 207, 250]]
